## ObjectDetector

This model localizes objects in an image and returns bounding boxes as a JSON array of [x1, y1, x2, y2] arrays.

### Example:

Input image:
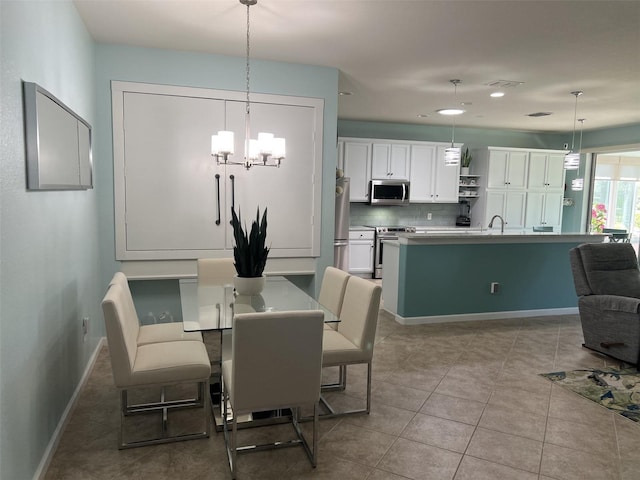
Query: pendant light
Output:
[[571, 118, 586, 191], [441, 79, 463, 166], [211, 0, 286, 169], [564, 91, 583, 170]]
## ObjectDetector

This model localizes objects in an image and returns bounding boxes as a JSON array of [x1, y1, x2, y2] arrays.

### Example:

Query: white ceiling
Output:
[[73, 0, 640, 133]]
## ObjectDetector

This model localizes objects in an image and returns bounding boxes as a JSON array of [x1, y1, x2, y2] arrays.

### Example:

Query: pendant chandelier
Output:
[[571, 118, 586, 191], [211, 0, 285, 170], [564, 91, 583, 170], [441, 79, 463, 166]]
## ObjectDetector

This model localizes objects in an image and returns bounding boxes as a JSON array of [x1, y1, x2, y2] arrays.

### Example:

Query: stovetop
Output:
[[365, 225, 416, 234]]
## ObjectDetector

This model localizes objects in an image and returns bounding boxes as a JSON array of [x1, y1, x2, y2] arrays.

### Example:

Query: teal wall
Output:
[[398, 242, 582, 317], [94, 45, 339, 302], [0, 2, 101, 479]]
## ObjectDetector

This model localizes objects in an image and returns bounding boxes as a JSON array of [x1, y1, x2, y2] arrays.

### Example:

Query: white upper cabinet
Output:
[[408, 144, 459, 203], [343, 140, 372, 202], [527, 152, 565, 190], [486, 150, 528, 189], [112, 81, 323, 262], [371, 143, 410, 179]]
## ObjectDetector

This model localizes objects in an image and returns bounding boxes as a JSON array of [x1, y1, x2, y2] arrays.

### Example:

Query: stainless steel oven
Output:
[[370, 226, 415, 279]]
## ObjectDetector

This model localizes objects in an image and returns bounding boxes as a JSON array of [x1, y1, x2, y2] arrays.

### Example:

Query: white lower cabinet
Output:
[[348, 230, 374, 274], [525, 192, 564, 232]]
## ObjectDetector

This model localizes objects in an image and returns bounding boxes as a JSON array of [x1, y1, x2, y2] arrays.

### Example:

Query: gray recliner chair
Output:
[[569, 242, 640, 364]]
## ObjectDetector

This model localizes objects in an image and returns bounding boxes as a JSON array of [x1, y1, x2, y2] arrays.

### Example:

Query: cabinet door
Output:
[[409, 144, 436, 202], [337, 140, 344, 171], [390, 144, 410, 179], [528, 153, 548, 189], [344, 141, 371, 201], [348, 240, 374, 273], [434, 146, 460, 202], [225, 100, 317, 256], [546, 154, 566, 190], [506, 151, 528, 189], [525, 191, 545, 227], [371, 143, 391, 179], [485, 191, 506, 227], [122, 92, 227, 252], [487, 150, 509, 188], [543, 192, 564, 229], [504, 191, 527, 228]]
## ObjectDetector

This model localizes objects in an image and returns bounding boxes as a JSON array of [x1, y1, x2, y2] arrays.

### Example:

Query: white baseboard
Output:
[[34, 337, 106, 480], [387, 307, 579, 325]]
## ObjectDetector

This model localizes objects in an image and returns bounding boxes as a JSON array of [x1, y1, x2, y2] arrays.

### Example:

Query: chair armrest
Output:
[[581, 294, 640, 314]]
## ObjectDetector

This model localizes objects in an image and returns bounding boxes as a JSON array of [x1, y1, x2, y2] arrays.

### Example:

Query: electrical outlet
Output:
[[427, 212, 432, 220], [82, 317, 89, 341], [490, 282, 500, 294]]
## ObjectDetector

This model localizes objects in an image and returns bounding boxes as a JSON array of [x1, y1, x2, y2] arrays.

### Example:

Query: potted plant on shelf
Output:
[[461, 148, 472, 175], [231, 206, 270, 295]]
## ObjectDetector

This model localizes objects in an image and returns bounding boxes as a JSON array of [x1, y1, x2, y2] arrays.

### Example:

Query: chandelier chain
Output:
[[245, 2, 251, 159]]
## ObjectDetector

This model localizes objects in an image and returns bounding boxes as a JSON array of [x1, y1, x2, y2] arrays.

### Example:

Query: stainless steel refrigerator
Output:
[[334, 177, 350, 271]]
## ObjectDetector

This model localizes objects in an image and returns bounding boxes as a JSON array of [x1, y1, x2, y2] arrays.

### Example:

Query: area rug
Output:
[[540, 367, 640, 422]]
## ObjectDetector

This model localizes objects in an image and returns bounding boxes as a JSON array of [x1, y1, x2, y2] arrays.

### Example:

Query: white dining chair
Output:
[[108, 272, 203, 345], [318, 266, 350, 318], [321, 275, 381, 417], [221, 310, 324, 479], [197, 258, 236, 285], [101, 283, 211, 449]]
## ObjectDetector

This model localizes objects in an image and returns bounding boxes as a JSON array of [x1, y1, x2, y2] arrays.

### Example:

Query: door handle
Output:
[[215, 174, 221, 226], [229, 174, 235, 224]]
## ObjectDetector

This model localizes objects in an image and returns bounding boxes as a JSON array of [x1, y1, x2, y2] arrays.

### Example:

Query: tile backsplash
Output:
[[350, 203, 464, 227]]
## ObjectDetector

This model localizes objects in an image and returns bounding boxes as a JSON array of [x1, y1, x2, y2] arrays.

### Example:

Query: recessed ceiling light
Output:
[[437, 108, 465, 116], [490, 92, 505, 98], [338, 91, 352, 96]]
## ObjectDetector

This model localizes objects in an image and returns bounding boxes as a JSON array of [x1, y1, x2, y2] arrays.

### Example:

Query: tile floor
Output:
[[44, 311, 640, 480]]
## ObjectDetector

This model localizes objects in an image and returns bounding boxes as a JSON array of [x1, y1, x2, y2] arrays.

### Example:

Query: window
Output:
[[591, 152, 640, 244]]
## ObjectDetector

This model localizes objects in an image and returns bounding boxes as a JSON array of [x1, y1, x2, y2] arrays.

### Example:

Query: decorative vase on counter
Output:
[[460, 167, 470, 176], [233, 274, 266, 296]]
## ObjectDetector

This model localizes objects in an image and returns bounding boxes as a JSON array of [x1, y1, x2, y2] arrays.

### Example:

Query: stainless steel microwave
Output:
[[369, 179, 410, 205]]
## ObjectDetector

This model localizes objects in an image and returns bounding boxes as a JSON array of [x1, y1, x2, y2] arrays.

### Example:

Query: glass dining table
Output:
[[179, 275, 338, 331], [179, 275, 337, 430]]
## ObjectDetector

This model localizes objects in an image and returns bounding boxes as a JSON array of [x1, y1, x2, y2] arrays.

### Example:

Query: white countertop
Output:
[[392, 231, 606, 245]]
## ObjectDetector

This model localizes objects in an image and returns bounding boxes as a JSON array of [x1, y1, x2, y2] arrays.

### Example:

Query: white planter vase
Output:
[[233, 275, 266, 296], [460, 167, 470, 175]]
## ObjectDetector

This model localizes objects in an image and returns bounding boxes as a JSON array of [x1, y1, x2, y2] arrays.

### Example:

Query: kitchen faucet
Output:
[[488, 215, 505, 234]]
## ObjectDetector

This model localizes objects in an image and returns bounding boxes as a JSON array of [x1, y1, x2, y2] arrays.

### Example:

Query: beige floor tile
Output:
[[488, 385, 550, 417], [547, 384, 614, 429], [378, 437, 462, 480], [400, 413, 475, 453], [319, 422, 396, 467], [420, 393, 486, 426], [366, 469, 411, 480], [343, 401, 416, 436], [453, 455, 538, 480], [540, 443, 619, 480], [285, 456, 373, 479], [465, 427, 543, 474], [372, 380, 430, 412], [544, 416, 617, 456], [385, 364, 445, 392], [434, 376, 493, 404], [495, 370, 552, 396], [478, 404, 546, 441]]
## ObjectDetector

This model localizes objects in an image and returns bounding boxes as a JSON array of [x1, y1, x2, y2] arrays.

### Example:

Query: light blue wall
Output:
[[0, 2, 101, 479], [397, 242, 582, 317], [94, 45, 339, 301]]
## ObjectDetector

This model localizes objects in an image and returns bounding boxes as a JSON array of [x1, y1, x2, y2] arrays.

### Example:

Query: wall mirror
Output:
[[23, 81, 93, 190]]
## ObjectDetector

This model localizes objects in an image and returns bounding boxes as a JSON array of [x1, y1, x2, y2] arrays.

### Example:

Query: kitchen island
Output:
[[382, 232, 604, 324]]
